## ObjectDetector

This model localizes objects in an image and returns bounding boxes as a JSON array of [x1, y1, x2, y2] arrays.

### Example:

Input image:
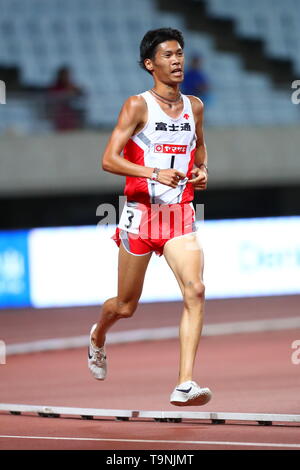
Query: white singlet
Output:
[[123, 90, 197, 205]]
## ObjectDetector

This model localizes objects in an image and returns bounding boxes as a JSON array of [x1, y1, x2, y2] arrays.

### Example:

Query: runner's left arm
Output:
[[187, 96, 208, 190]]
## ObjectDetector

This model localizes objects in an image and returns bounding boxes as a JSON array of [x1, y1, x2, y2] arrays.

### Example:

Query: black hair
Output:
[[139, 28, 184, 74]]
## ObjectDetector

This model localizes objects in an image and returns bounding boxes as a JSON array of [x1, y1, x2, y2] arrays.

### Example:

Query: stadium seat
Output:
[[0, 0, 299, 133]]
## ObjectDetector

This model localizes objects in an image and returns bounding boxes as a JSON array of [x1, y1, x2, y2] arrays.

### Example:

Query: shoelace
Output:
[[93, 348, 106, 364]]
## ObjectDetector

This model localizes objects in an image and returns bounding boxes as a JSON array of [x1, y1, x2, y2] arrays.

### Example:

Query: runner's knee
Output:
[[184, 280, 205, 306], [116, 300, 138, 319]]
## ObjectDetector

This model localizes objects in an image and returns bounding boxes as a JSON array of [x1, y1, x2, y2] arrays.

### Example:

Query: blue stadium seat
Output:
[[0, 0, 299, 133]]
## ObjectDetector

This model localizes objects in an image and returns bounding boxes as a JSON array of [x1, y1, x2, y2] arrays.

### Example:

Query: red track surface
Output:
[[1, 295, 300, 344], [0, 296, 300, 450]]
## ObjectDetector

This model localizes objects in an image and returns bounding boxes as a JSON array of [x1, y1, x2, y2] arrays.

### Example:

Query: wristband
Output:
[[151, 167, 160, 181], [199, 163, 208, 174]]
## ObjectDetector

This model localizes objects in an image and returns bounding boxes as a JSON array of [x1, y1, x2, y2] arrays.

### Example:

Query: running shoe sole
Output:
[[170, 389, 212, 406]]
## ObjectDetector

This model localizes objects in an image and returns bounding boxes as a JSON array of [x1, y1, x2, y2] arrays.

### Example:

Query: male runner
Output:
[[88, 28, 211, 406]]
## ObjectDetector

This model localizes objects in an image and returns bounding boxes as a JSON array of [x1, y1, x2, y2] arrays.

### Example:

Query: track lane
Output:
[[1, 328, 300, 450]]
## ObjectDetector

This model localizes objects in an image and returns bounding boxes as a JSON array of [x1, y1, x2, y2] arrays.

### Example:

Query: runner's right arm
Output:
[[102, 95, 185, 188]]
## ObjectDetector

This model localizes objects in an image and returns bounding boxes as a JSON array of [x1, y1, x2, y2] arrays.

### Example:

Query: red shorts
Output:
[[112, 202, 196, 256]]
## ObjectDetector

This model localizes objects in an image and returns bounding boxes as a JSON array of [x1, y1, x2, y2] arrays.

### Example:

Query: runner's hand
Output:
[[157, 169, 186, 188], [188, 168, 208, 190]]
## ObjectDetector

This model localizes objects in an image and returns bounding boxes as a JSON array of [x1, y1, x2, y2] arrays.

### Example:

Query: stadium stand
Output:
[[0, 0, 299, 133], [205, 0, 300, 72]]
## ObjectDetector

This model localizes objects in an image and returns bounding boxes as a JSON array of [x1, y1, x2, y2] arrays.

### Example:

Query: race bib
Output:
[[118, 204, 142, 234]]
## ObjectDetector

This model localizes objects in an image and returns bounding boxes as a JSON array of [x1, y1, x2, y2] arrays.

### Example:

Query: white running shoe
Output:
[[170, 380, 212, 406], [88, 323, 107, 380]]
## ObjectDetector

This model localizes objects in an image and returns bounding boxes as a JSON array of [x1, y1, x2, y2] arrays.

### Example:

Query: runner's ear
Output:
[[144, 58, 154, 73]]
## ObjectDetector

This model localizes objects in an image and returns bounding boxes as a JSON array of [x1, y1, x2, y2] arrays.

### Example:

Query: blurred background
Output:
[[0, 0, 300, 338]]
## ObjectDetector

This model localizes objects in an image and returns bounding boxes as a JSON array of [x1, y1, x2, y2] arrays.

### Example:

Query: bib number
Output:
[[118, 205, 142, 234]]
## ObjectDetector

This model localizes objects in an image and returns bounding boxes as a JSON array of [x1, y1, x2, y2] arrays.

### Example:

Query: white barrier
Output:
[[0, 403, 299, 426]]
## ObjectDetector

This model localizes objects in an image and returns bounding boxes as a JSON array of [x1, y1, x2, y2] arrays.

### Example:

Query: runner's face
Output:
[[148, 40, 184, 84]]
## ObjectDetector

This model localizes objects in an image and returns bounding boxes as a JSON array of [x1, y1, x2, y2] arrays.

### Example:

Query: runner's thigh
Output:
[[163, 234, 204, 290], [117, 242, 152, 303]]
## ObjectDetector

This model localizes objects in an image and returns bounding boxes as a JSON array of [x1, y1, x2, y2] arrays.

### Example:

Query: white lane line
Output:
[[0, 435, 300, 448], [6, 316, 300, 356]]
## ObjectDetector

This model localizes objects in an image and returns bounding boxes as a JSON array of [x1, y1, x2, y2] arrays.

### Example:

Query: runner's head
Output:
[[139, 28, 185, 83]]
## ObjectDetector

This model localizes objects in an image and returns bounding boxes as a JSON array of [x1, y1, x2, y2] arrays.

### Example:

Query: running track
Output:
[[0, 295, 300, 450]]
